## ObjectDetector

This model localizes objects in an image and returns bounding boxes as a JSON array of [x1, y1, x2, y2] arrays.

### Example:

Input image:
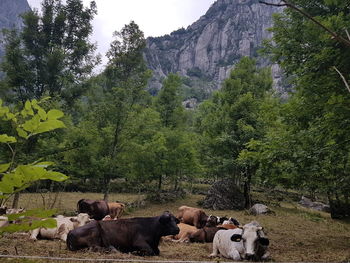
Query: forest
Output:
[[0, 0, 350, 226]]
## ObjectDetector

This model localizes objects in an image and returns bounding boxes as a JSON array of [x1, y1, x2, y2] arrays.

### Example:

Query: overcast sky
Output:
[[27, 0, 216, 66]]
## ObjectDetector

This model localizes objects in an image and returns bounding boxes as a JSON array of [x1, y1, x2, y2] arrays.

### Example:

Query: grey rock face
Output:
[[0, 0, 31, 72], [145, 0, 283, 94]]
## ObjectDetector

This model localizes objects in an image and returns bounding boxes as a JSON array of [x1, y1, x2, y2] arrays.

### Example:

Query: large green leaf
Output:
[[0, 163, 11, 173], [41, 171, 68, 182], [34, 119, 66, 134], [22, 115, 41, 132], [16, 127, 28, 139], [0, 134, 16, 143], [47, 109, 64, 120]]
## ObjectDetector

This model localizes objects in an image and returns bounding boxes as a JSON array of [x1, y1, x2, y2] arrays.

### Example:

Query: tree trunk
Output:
[[103, 175, 111, 201], [158, 174, 162, 191], [12, 193, 20, 208], [243, 167, 252, 209]]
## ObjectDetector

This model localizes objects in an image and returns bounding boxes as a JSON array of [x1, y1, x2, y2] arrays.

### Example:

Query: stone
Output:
[[249, 203, 272, 215], [299, 196, 330, 213]]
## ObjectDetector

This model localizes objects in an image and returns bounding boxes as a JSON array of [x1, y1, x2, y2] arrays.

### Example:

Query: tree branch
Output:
[[333, 66, 350, 93], [259, 1, 350, 48]]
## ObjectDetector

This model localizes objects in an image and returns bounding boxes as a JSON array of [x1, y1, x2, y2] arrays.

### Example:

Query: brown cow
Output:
[[67, 211, 180, 256], [189, 226, 223, 243], [77, 199, 109, 220], [176, 206, 208, 229], [164, 223, 198, 243], [217, 224, 239, 230], [107, 202, 125, 219]]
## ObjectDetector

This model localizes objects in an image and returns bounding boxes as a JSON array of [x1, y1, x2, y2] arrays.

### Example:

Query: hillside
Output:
[[144, 0, 284, 98]]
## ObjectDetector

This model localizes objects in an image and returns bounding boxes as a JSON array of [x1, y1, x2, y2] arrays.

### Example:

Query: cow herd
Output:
[[0, 200, 270, 261]]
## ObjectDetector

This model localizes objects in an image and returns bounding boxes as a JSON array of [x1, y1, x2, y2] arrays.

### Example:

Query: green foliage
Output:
[[0, 99, 67, 234], [0, 0, 98, 107], [259, 0, 350, 216]]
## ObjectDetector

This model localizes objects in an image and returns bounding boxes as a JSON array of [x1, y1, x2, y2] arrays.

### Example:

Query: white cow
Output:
[[210, 221, 269, 261], [30, 213, 90, 242]]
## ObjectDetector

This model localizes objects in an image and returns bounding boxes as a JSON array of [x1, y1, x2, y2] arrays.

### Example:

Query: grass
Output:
[[0, 192, 349, 262]]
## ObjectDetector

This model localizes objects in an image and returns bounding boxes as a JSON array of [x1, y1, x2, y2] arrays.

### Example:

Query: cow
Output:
[[77, 199, 125, 220], [217, 224, 238, 230], [189, 226, 222, 243], [176, 206, 208, 228], [0, 216, 9, 228], [77, 199, 109, 220], [30, 213, 90, 242], [163, 223, 198, 243], [107, 202, 125, 219], [210, 221, 269, 261], [67, 211, 180, 256], [223, 217, 240, 226]]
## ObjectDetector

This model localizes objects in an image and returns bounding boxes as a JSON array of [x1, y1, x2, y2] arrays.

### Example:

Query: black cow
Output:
[[67, 211, 180, 256], [77, 199, 109, 220]]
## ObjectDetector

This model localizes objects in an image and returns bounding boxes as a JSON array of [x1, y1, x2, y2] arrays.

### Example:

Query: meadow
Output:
[[0, 192, 349, 262]]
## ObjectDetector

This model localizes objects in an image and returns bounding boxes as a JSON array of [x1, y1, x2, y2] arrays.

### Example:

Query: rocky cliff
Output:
[[0, 0, 31, 68], [145, 0, 283, 97]]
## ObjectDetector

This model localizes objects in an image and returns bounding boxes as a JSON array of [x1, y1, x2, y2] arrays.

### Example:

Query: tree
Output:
[[0, 0, 98, 107], [64, 21, 152, 200], [261, 0, 350, 217], [195, 57, 273, 208], [0, 98, 67, 234]]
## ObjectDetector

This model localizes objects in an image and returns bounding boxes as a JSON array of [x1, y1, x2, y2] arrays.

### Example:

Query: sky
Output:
[[26, 0, 216, 66]]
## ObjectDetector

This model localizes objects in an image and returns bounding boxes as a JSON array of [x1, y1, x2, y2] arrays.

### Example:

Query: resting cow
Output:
[[189, 226, 222, 243], [164, 223, 198, 243], [176, 206, 208, 229], [30, 213, 90, 242], [210, 221, 269, 261], [77, 199, 109, 220], [67, 211, 180, 256], [107, 202, 125, 219], [77, 199, 125, 220]]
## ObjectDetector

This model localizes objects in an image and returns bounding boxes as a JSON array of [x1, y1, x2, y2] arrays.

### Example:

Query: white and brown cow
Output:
[[30, 213, 90, 242]]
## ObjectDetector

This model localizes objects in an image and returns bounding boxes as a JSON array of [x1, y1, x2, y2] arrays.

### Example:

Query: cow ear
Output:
[[230, 234, 242, 242], [259, 237, 269, 246], [159, 213, 171, 224], [70, 218, 78, 222]]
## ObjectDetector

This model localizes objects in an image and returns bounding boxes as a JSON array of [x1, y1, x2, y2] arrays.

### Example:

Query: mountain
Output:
[[144, 0, 283, 99], [0, 0, 31, 70]]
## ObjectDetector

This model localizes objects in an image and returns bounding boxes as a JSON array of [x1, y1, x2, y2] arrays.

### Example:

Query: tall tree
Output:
[[1, 0, 98, 106], [196, 57, 272, 208], [261, 0, 350, 217]]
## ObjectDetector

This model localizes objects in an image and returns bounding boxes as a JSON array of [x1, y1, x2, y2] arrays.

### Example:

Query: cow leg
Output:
[[227, 250, 241, 261], [133, 241, 155, 256], [209, 242, 219, 257], [29, 228, 40, 240]]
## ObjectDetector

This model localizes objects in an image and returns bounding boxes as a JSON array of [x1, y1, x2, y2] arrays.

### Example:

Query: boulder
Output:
[[202, 179, 245, 210], [299, 196, 330, 213], [249, 203, 274, 215]]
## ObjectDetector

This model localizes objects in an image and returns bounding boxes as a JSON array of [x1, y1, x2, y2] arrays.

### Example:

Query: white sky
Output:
[[27, 0, 216, 67]]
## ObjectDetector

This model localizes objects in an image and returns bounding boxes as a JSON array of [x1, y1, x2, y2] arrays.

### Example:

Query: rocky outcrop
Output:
[[249, 203, 274, 215], [0, 0, 30, 75], [145, 0, 283, 95], [299, 196, 330, 213]]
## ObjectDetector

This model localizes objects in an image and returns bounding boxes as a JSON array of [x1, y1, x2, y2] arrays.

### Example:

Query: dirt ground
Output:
[[0, 193, 349, 262]]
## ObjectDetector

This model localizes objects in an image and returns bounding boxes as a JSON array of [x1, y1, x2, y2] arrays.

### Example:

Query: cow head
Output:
[[230, 223, 269, 261], [70, 213, 90, 228], [205, 215, 218, 227], [159, 211, 180, 236]]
